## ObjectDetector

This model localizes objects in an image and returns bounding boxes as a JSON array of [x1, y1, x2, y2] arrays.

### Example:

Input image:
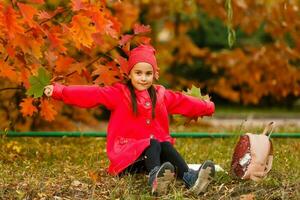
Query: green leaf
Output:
[[183, 85, 210, 101], [174, 85, 211, 125], [27, 67, 51, 98], [225, 0, 236, 48]]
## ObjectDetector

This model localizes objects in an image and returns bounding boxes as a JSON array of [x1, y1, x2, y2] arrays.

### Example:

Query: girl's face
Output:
[[129, 62, 154, 91]]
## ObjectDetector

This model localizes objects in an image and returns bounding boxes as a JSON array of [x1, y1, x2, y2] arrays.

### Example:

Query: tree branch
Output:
[[0, 87, 23, 92], [10, 0, 17, 9], [51, 45, 119, 82], [25, 9, 68, 33], [0, 37, 7, 46]]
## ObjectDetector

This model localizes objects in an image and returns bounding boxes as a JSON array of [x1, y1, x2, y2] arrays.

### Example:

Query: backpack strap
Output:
[[265, 140, 273, 173], [262, 122, 275, 138]]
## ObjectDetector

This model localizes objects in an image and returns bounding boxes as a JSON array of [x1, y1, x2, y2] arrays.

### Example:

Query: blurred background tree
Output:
[[0, 0, 299, 131], [134, 0, 300, 106]]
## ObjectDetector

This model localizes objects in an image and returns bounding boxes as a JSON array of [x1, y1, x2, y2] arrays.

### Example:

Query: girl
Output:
[[44, 45, 216, 195]]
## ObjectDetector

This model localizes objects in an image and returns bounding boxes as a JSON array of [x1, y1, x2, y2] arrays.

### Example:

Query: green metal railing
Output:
[[2, 131, 300, 138]]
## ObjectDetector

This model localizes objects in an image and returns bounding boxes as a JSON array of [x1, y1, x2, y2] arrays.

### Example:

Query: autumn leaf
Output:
[[47, 31, 67, 53], [11, 33, 43, 59], [2, 5, 24, 40], [0, 61, 19, 82], [20, 68, 31, 89], [37, 7, 64, 20], [116, 55, 129, 76], [105, 15, 121, 39], [240, 193, 255, 200], [30, 39, 43, 59], [136, 36, 151, 45], [55, 55, 75, 73], [183, 85, 211, 101], [69, 62, 86, 74], [89, 8, 107, 32], [27, 67, 51, 98], [0, 0, 299, 132], [28, 0, 45, 4], [133, 23, 151, 35], [112, 1, 139, 32], [92, 62, 121, 85], [20, 97, 38, 117], [71, 0, 87, 11], [174, 85, 211, 126], [119, 34, 133, 46], [70, 14, 96, 48], [121, 42, 131, 56], [17, 2, 38, 27], [91, 32, 105, 45], [0, 3, 3, 28], [6, 45, 15, 58], [37, 10, 52, 20], [39, 99, 57, 121], [88, 170, 99, 183]]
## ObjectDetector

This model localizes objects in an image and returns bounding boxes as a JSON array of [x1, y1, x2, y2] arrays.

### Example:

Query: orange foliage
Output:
[[39, 99, 57, 122], [138, 0, 300, 105], [20, 97, 38, 117], [0, 0, 299, 131]]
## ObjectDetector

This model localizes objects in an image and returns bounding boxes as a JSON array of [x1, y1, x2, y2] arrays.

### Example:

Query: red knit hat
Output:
[[126, 45, 159, 79]]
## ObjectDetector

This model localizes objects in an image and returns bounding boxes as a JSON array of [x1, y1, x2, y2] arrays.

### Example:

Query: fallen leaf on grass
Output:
[[240, 193, 255, 200]]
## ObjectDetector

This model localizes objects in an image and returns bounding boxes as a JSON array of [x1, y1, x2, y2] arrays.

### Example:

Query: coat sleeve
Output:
[[164, 89, 215, 117], [51, 83, 119, 110]]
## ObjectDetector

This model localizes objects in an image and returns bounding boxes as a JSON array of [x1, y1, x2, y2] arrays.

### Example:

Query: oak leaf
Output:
[[20, 97, 38, 117]]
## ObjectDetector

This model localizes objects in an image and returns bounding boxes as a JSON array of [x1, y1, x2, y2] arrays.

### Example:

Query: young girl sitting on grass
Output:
[[44, 45, 216, 195]]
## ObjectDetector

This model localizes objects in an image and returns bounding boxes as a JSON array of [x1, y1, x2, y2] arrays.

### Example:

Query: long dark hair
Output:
[[126, 81, 157, 119]]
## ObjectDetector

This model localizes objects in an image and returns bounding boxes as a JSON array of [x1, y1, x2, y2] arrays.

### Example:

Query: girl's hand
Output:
[[44, 85, 54, 97]]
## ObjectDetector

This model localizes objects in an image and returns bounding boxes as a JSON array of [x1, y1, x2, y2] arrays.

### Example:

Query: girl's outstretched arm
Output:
[[44, 83, 119, 110], [164, 89, 215, 118]]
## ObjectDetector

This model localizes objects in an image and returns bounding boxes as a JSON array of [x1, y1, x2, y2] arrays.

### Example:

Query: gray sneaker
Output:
[[148, 162, 175, 195], [183, 160, 215, 195]]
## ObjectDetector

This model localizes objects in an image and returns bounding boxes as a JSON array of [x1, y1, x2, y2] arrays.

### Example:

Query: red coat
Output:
[[52, 83, 215, 175]]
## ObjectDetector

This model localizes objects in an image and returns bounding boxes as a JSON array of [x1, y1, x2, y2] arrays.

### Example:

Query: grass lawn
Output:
[[1, 124, 300, 199]]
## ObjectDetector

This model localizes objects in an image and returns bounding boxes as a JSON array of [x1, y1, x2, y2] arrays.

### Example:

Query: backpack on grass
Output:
[[231, 122, 274, 181]]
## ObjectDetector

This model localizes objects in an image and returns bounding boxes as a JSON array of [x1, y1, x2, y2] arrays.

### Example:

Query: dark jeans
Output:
[[124, 139, 189, 179]]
